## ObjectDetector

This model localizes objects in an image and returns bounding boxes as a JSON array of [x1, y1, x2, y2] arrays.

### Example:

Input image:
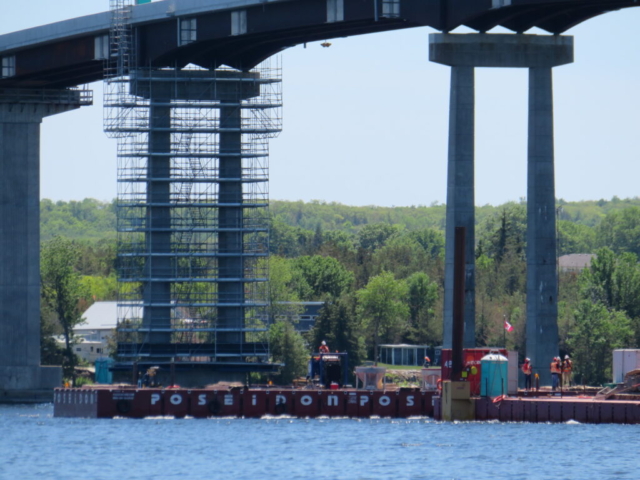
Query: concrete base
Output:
[[0, 389, 56, 404], [0, 365, 62, 403], [441, 380, 474, 421]]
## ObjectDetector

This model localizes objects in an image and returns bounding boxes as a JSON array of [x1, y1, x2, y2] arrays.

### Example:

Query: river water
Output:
[[1, 403, 638, 480]]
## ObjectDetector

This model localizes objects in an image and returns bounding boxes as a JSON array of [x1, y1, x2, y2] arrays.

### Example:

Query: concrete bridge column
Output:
[[442, 65, 476, 349], [526, 66, 560, 386], [430, 34, 572, 376], [0, 89, 90, 401]]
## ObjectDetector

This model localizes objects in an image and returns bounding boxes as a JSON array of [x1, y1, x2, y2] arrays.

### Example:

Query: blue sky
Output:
[[1, 1, 639, 207]]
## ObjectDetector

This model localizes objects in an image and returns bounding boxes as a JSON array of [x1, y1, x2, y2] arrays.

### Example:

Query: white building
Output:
[[57, 301, 118, 363], [558, 254, 595, 273]]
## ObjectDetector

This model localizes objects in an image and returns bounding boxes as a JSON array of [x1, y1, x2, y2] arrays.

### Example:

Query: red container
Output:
[[265, 389, 293, 416], [189, 390, 215, 417], [344, 391, 360, 417], [371, 391, 397, 417], [292, 390, 322, 417], [54, 388, 99, 418], [395, 389, 424, 418], [159, 390, 191, 418], [319, 391, 346, 417], [195, 389, 242, 417], [441, 348, 507, 395], [243, 389, 269, 418], [343, 390, 375, 417], [112, 389, 151, 418]]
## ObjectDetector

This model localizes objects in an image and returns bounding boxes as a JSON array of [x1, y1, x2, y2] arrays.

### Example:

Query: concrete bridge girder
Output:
[[0, 0, 635, 90]]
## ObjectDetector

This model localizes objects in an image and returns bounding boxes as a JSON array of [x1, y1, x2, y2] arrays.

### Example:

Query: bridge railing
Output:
[[0, 87, 93, 105]]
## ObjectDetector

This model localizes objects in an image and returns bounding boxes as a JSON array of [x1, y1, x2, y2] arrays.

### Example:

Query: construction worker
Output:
[[319, 340, 330, 353], [562, 355, 573, 388], [423, 356, 431, 368], [522, 358, 532, 390], [550, 357, 562, 391]]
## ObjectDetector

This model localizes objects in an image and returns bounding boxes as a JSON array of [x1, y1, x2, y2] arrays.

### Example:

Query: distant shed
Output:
[[379, 344, 431, 367]]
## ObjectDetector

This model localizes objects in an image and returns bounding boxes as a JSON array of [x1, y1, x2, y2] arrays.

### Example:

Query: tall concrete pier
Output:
[[526, 66, 561, 385], [430, 34, 572, 385], [442, 64, 476, 349], [0, 89, 91, 401]]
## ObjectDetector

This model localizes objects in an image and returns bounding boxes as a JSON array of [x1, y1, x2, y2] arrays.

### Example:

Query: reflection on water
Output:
[[1, 404, 638, 480]]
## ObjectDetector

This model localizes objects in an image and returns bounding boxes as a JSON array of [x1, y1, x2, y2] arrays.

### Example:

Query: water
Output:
[[1, 404, 638, 480]]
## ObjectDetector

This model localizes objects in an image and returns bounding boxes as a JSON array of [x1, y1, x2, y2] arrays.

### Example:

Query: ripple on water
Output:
[[1, 404, 639, 480]]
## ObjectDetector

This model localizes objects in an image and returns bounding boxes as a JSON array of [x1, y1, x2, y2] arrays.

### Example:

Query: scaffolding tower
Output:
[[104, 1, 282, 377]]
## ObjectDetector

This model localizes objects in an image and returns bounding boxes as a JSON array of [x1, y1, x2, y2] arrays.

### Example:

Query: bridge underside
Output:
[[0, 0, 638, 89]]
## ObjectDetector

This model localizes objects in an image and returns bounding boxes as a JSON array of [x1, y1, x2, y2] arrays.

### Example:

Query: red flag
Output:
[[504, 319, 514, 332]]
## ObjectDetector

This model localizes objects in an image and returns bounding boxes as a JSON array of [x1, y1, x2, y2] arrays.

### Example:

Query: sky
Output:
[[1, 1, 639, 207]]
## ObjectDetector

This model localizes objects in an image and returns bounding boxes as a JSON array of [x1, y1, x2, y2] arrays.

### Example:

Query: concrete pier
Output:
[[442, 65, 475, 349], [0, 89, 91, 402], [526, 66, 560, 386], [120, 70, 264, 383], [430, 34, 572, 383]]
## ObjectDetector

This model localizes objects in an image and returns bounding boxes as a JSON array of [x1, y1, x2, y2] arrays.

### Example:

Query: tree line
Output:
[[40, 197, 640, 385]]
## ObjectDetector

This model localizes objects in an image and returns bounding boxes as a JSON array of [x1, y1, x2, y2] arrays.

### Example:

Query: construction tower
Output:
[[104, 1, 282, 385]]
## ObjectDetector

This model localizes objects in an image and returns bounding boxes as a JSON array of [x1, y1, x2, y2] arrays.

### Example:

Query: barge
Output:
[[53, 351, 640, 423], [53, 385, 640, 424], [53, 386, 436, 419]]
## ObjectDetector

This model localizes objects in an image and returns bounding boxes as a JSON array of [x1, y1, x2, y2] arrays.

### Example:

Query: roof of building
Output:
[[558, 254, 596, 270], [379, 344, 431, 348], [77, 301, 118, 331]]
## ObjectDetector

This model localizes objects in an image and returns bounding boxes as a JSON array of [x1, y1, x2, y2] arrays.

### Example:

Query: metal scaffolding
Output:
[[104, 1, 282, 372]]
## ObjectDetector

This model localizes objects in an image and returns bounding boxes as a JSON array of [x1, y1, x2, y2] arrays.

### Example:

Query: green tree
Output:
[[269, 320, 310, 385], [580, 248, 640, 319], [309, 294, 366, 374], [356, 271, 409, 364], [371, 236, 430, 280], [80, 274, 118, 301], [266, 256, 304, 322], [477, 203, 526, 264], [292, 255, 354, 300], [596, 207, 640, 257], [269, 217, 314, 257], [567, 301, 634, 386], [357, 223, 402, 251], [408, 227, 445, 259], [476, 204, 527, 296], [405, 272, 439, 345], [41, 236, 89, 383], [557, 220, 595, 256], [40, 303, 65, 366]]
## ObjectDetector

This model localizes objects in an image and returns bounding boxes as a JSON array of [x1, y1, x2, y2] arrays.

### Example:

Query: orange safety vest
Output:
[[522, 363, 532, 375], [563, 360, 572, 372], [550, 362, 560, 374]]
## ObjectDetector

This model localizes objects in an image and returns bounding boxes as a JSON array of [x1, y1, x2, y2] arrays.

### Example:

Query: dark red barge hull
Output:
[[433, 395, 640, 424], [54, 388, 640, 423], [53, 387, 435, 419]]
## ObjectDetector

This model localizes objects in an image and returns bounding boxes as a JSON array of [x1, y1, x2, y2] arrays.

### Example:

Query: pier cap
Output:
[[429, 33, 574, 68]]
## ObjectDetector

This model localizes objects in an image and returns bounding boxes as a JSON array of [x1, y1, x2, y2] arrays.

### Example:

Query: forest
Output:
[[40, 196, 640, 386]]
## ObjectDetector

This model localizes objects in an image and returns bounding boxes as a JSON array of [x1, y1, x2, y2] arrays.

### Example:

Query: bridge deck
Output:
[[0, 0, 637, 89]]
